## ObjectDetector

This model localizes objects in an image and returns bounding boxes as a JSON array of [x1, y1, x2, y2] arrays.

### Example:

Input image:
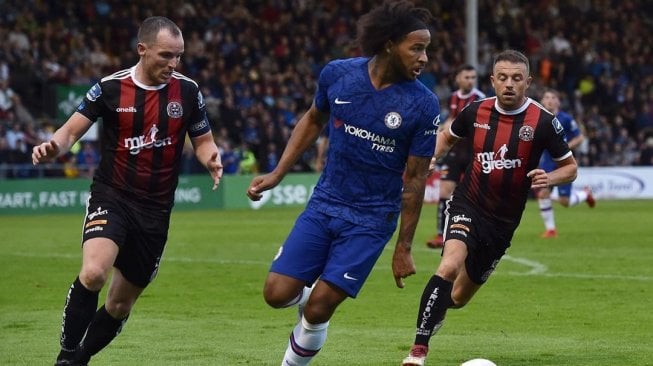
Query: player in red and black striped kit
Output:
[[426, 64, 486, 248], [402, 50, 578, 366], [32, 17, 223, 366]]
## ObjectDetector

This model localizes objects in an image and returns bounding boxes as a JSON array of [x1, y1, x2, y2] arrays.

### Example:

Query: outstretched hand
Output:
[[32, 140, 60, 165], [246, 173, 282, 201], [207, 152, 224, 190]]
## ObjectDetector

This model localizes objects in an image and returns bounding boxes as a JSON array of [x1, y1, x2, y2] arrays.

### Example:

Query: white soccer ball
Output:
[[460, 359, 497, 366]]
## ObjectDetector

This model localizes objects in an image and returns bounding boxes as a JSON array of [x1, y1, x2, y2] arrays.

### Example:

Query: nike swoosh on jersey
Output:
[[335, 98, 352, 104], [343, 272, 358, 281]]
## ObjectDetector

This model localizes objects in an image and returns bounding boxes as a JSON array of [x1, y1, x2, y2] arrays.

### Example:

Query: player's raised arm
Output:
[[32, 112, 93, 165]]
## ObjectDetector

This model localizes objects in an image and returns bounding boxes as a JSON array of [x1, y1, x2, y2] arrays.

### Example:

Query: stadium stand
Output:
[[1, 0, 652, 178]]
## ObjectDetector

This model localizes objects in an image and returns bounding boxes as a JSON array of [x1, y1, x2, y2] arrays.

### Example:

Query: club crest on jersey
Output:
[[167, 102, 183, 118], [384, 112, 402, 129], [518, 125, 534, 141]]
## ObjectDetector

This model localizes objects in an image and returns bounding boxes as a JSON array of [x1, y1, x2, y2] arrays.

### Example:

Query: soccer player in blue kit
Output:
[[246, 1, 439, 365], [536, 88, 594, 238]]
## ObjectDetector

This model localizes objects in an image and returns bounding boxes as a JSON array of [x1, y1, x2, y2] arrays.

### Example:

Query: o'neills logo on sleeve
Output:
[[123, 124, 172, 155]]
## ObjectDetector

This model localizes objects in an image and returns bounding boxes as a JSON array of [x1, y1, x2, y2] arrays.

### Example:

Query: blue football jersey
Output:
[[308, 57, 440, 229], [540, 110, 580, 172]]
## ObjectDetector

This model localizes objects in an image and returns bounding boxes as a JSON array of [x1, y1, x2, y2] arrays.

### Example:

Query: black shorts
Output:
[[438, 143, 471, 182], [443, 196, 517, 284], [82, 185, 171, 288]]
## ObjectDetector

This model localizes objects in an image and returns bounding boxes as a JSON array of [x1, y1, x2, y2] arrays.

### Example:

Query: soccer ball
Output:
[[460, 359, 497, 366]]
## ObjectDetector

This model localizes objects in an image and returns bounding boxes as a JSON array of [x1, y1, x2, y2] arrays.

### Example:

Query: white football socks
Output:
[[568, 189, 588, 206], [538, 198, 556, 230], [281, 316, 329, 366]]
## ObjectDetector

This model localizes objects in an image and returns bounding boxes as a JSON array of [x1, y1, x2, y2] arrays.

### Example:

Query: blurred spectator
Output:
[[0, 75, 35, 125], [0, 135, 10, 178], [264, 142, 279, 173], [219, 139, 240, 174], [76, 141, 100, 178], [238, 142, 258, 175], [1, 0, 652, 175], [640, 136, 653, 166]]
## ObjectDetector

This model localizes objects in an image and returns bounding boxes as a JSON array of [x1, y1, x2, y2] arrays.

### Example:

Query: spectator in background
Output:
[[264, 142, 279, 173], [219, 139, 240, 174], [2, 0, 653, 170], [76, 141, 100, 178], [0, 134, 10, 178], [640, 136, 653, 166], [0, 75, 35, 125], [238, 142, 258, 174]]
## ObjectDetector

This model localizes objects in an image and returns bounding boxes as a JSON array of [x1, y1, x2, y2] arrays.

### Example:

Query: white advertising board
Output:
[[574, 167, 653, 199]]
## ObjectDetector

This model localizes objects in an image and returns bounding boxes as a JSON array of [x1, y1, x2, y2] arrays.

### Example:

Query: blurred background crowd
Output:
[[1, 0, 653, 179]]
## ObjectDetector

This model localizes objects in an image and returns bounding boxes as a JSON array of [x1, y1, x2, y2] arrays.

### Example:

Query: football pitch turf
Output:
[[1, 199, 651, 365]]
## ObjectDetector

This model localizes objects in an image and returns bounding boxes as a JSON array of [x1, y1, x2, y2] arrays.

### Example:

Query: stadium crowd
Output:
[[1, 0, 653, 179]]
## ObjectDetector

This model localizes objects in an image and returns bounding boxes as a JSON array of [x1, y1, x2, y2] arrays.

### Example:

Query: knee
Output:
[[79, 265, 109, 291], [263, 279, 295, 308], [105, 300, 133, 319], [450, 295, 469, 309], [263, 288, 286, 308]]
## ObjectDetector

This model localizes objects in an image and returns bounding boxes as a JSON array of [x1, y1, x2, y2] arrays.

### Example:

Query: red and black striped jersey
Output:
[[448, 87, 486, 119], [446, 88, 486, 159], [76, 67, 212, 209], [450, 97, 571, 224]]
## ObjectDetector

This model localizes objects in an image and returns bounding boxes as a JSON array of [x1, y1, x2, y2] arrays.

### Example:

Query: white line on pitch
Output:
[[9, 252, 653, 281]]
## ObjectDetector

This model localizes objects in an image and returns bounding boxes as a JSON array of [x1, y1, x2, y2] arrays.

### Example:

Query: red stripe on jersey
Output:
[[487, 111, 516, 189], [134, 88, 161, 189], [114, 78, 136, 186], [466, 99, 493, 201], [449, 92, 482, 119]]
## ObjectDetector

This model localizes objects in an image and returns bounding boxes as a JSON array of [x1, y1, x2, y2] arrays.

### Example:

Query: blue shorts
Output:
[[554, 183, 572, 198], [270, 208, 395, 297], [539, 153, 572, 198]]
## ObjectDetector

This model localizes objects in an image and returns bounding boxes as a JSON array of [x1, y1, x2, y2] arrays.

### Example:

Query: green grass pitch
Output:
[[1, 199, 651, 365]]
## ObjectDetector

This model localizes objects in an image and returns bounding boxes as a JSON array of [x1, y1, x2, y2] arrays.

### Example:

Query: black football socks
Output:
[[73, 305, 129, 363], [414, 275, 453, 346], [57, 277, 99, 361]]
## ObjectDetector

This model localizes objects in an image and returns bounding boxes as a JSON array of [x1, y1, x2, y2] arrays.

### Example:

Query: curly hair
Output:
[[356, 0, 433, 57]]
